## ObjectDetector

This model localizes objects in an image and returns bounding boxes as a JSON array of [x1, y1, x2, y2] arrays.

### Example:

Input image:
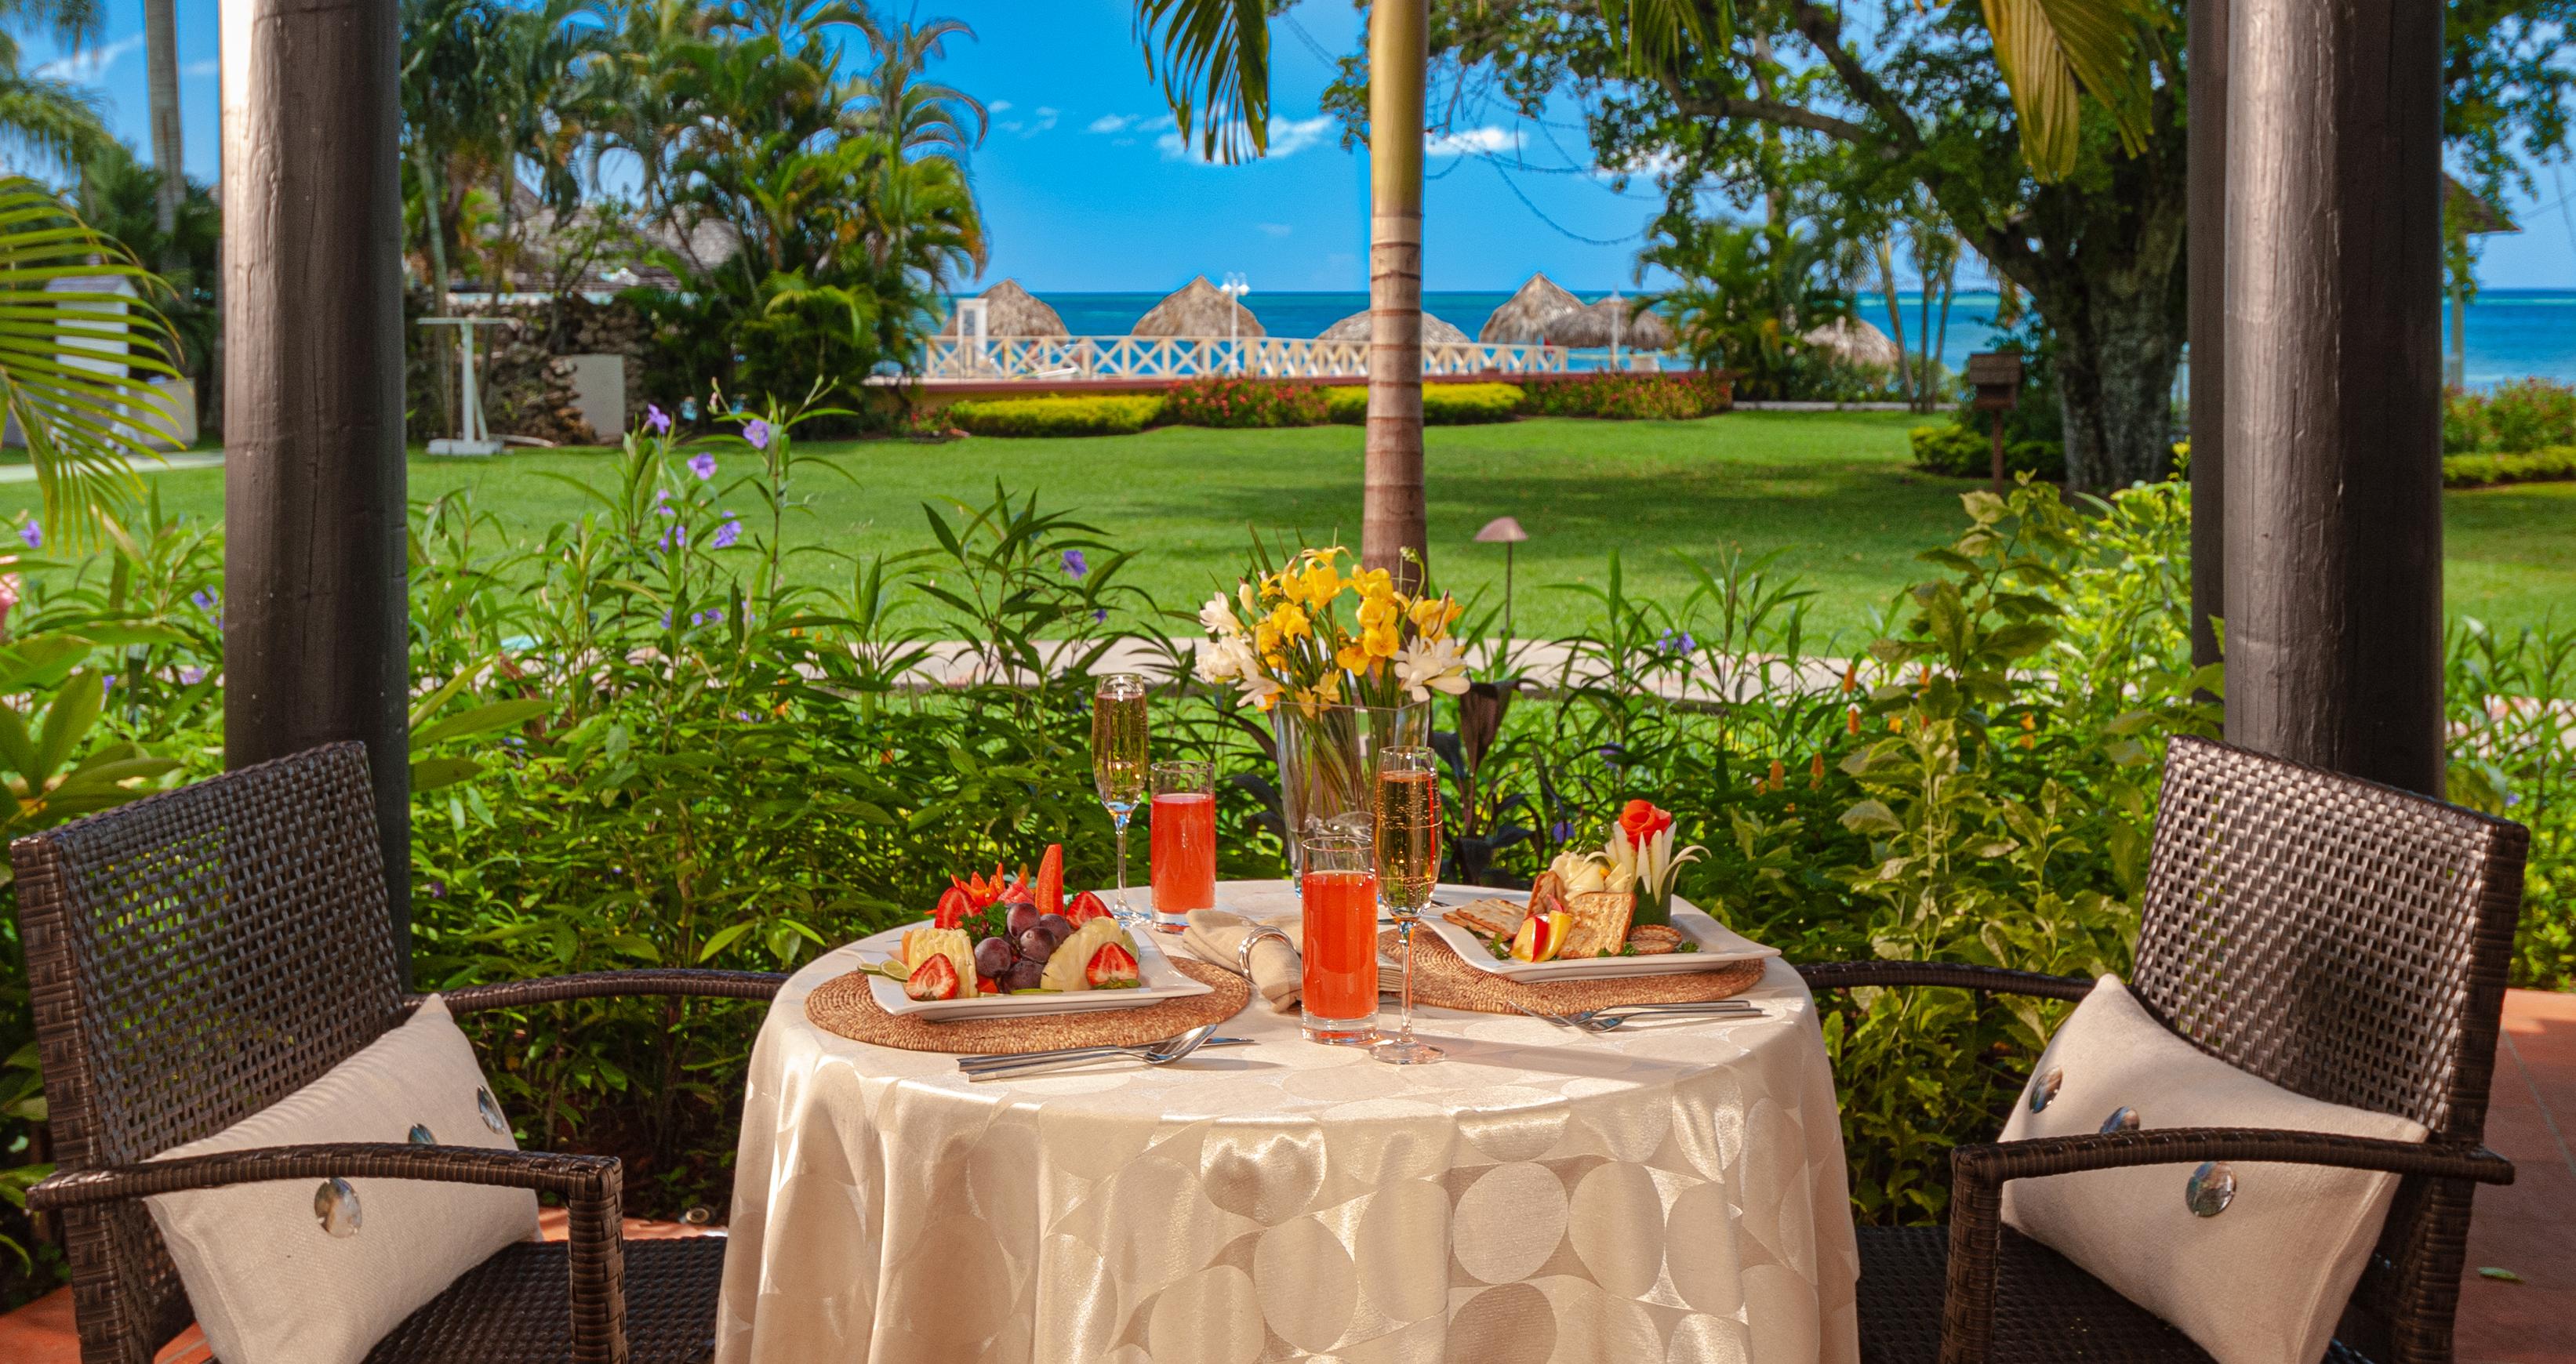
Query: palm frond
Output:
[[1131, 0, 1270, 164], [1982, 0, 2159, 181]]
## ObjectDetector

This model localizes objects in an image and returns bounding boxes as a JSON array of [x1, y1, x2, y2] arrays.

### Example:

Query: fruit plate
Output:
[[858, 923, 1214, 1021], [1422, 904, 1779, 981]]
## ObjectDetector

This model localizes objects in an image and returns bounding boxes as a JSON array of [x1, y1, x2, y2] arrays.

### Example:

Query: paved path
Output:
[[0, 452, 222, 484]]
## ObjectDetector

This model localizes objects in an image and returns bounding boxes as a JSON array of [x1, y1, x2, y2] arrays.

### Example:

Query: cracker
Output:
[[1557, 890, 1635, 959]]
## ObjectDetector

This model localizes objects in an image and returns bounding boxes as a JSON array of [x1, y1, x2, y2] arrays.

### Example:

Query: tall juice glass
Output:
[[1372, 747, 1444, 1065], [1149, 759, 1217, 931], [1299, 833, 1379, 1045]]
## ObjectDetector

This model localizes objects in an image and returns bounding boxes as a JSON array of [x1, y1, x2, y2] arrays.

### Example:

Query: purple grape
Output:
[[972, 937, 1016, 981], [1005, 959, 1045, 992], [1018, 929, 1055, 966], [1006, 902, 1041, 939], [1034, 913, 1074, 948]]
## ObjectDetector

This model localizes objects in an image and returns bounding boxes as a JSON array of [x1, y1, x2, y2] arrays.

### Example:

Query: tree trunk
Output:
[[144, 0, 183, 270], [1363, 0, 1428, 589], [1876, 238, 1915, 406]]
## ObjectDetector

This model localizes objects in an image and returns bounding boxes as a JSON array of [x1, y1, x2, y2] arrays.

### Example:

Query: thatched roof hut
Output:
[[941, 278, 1068, 337], [1541, 297, 1674, 350], [1479, 272, 1584, 343], [1317, 310, 1470, 344], [1132, 276, 1265, 337], [1800, 317, 1902, 368]]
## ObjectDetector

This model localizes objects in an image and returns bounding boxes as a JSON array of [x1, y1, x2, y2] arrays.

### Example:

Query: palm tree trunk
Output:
[[1876, 236, 1916, 406], [1362, 0, 1428, 589], [144, 0, 184, 270]]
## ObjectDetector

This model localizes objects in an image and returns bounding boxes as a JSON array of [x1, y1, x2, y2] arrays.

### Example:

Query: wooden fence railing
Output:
[[914, 334, 1626, 382]]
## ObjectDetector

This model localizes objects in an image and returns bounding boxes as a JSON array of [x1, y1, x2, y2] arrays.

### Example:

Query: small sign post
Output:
[[1965, 352, 2026, 495]]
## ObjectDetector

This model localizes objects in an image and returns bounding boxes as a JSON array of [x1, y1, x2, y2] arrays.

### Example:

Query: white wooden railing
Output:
[[912, 334, 1599, 382]]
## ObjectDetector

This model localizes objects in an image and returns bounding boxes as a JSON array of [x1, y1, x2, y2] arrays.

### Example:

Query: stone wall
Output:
[[406, 292, 656, 447]]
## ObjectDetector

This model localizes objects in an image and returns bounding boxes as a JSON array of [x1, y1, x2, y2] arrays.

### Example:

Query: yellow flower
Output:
[[1349, 567, 1393, 598], [1356, 590, 1402, 632], [1363, 622, 1402, 659], [1265, 601, 1312, 643], [1335, 641, 1372, 674], [1408, 594, 1461, 638], [1290, 558, 1342, 608]]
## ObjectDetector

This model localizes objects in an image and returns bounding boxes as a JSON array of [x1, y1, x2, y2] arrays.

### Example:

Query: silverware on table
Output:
[[1508, 999, 1763, 1034], [957, 1024, 1245, 1080]]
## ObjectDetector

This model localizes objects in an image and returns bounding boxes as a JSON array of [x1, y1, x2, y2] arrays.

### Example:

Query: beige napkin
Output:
[[1181, 909, 1302, 1014]]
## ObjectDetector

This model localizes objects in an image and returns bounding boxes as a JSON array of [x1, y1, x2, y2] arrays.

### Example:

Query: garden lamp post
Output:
[[1476, 515, 1528, 638], [1222, 272, 1250, 375]]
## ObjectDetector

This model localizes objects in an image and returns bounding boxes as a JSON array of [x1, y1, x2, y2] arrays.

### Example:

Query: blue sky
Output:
[[13, 0, 2574, 291]]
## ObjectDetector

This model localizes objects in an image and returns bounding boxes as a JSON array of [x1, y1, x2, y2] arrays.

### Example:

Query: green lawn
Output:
[[11, 412, 2570, 644]]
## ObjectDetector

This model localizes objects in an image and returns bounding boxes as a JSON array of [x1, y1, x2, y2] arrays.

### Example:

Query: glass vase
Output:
[[1632, 880, 1674, 928], [1272, 701, 1433, 884]]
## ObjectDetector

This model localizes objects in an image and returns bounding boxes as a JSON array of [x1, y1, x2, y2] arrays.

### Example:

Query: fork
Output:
[[957, 1024, 1245, 1081], [1508, 1000, 1761, 1034]]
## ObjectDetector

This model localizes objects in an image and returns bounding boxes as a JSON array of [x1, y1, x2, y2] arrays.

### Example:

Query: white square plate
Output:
[[1422, 903, 1779, 981], [857, 922, 1214, 1021]]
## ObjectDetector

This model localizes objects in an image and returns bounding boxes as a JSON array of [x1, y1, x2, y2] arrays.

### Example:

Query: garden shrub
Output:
[[944, 394, 1163, 437], [1907, 421, 2068, 481], [1323, 382, 1524, 425], [2447, 378, 2576, 453], [2443, 445, 2576, 488], [1161, 375, 1328, 428], [1519, 372, 1730, 419]]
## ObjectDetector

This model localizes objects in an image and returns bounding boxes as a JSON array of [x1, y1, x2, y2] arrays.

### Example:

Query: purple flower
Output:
[[646, 404, 671, 435], [710, 513, 742, 550], [1659, 629, 1696, 654], [695, 608, 722, 626], [1094, 608, 1107, 622], [660, 611, 674, 628], [1550, 820, 1575, 841], [688, 452, 718, 481], [1061, 549, 1088, 579], [427, 880, 446, 899], [18, 518, 39, 549], [744, 419, 772, 451], [191, 588, 218, 611]]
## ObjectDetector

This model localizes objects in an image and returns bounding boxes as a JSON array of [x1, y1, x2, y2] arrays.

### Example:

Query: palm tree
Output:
[[0, 0, 112, 173], [142, 0, 180, 267]]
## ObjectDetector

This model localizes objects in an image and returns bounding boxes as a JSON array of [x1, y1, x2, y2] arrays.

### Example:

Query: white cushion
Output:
[[2000, 976, 2427, 1364], [144, 996, 541, 1364]]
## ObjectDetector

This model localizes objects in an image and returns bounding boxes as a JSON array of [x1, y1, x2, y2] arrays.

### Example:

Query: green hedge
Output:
[[946, 394, 1164, 437], [1324, 382, 1525, 425], [2444, 445, 2576, 488], [1519, 372, 1728, 419], [1909, 423, 2067, 481]]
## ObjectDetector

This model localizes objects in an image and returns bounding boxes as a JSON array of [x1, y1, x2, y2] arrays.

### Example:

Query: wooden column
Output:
[[2186, 0, 2226, 675], [2222, 0, 2446, 793], [220, 0, 412, 938]]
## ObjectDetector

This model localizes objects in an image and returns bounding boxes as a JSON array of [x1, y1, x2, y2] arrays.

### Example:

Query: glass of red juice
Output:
[[1149, 760, 1217, 930], [1298, 833, 1379, 1045]]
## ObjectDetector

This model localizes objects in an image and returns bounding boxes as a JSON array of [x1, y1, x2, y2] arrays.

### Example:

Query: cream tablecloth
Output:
[[715, 881, 1859, 1364]]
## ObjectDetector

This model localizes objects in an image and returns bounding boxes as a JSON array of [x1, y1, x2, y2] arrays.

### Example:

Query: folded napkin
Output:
[[1181, 909, 1302, 1014]]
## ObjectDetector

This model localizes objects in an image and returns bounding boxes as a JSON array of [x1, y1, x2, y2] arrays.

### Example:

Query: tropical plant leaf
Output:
[[1132, 0, 1271, 163], [1980, 0, 2158, 181]]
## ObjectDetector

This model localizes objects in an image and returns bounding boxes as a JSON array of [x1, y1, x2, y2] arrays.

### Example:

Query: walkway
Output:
[[0, 452, 222, 484], [1, 990, 2567, 1360]]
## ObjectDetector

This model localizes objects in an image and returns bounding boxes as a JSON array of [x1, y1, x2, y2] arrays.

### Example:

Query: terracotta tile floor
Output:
[[3, 992, 2571, 1362]]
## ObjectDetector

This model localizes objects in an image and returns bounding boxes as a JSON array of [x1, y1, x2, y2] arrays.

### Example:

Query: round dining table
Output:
[[714, 880, 1860, 1364]]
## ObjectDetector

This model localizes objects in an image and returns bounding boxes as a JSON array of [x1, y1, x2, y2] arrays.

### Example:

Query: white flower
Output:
[[1200, 591, 1244, 637], [1236, 669, 1282, 710], [1195, 633, 1257, 684], [1393, 636, 1470, 702]]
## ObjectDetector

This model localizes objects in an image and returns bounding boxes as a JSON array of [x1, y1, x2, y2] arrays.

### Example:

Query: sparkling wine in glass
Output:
[[1092, 674, 1150, 920], [1372, 746, 1444, 1065]]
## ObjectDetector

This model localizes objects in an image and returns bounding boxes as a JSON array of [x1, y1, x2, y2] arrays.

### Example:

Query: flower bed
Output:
[[945, 393, 1164, 437]]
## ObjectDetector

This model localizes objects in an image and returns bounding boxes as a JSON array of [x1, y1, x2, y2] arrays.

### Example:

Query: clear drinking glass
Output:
[[1298, 833, 1379, 1045], [1091, 674, 1150, 922], [1149, 759, 1217, 931], [1371, 746, 1444, 1065]]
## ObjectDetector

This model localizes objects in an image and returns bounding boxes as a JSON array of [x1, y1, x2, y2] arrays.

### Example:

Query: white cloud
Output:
[[1426, 125, 1519, 157], [1111, 137, 1136, 147], [36, 33, 142, 85], [1026, 107, 1059, 135], [183, 58, 217, 78], [1088, 113, 1133, 134], [1141, 112, 1177, 132], [1258, 223, 1292, 237], [1158, 114, 1334, 163], [988, 100, 1013, 114]]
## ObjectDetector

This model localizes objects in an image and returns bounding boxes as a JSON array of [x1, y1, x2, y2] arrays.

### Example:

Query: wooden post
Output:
[[2222, 0, 2445, 794], [2189, 0, 2229, 677], [1363, 0, 1429, 589], [1989, 409, 2007, 496], [220, 0, 412, 944]]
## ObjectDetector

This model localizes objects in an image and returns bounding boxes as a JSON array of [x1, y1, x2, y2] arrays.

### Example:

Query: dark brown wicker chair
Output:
[[14, 742, 785, 1364], [1802, 735, 2527, 1364]]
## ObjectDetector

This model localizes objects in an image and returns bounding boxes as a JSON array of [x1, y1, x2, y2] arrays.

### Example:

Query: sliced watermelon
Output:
[[1085, 941, 1140, 989], [932, 885, 973, 930], [904, 953, 961, 1001], [1065, 890, 1110, 924], [1034, 843, 1064, 916]]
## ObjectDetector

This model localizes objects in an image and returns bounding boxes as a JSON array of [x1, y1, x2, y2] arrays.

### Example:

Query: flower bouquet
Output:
[[1604, 800, 1705, 927], [1194, 546, 1469, 880]]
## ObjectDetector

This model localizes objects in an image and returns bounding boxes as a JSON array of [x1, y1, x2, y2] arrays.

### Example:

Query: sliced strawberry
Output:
[[932, 885, 973, 930], [1034, 843, 1064, 916], [1085, 941, 1140, 988], [904, 953, 961, 1001], [1065, 891, 1110, 924], [976, 974, 1001, 995]]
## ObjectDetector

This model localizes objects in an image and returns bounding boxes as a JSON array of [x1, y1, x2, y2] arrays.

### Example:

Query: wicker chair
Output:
[[14, 742, 786, 1364], [1800, 735, 2527, 1364]]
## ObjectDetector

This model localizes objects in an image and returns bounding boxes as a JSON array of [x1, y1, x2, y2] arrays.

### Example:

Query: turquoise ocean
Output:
[[1033, 289, 2576, 388]]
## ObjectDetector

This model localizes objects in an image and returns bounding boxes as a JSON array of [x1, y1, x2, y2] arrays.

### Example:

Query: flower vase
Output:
[[1272, 701, 1433, 884]]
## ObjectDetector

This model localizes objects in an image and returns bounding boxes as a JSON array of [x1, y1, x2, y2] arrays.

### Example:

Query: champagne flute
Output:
[[1372, 745, 1444, 1065], [1092, 673, 1150, 922]]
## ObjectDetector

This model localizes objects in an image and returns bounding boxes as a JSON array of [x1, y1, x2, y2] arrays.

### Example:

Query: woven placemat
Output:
[[803, 957, 1251, 1054], [1378, 927, 1765, 1014]]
